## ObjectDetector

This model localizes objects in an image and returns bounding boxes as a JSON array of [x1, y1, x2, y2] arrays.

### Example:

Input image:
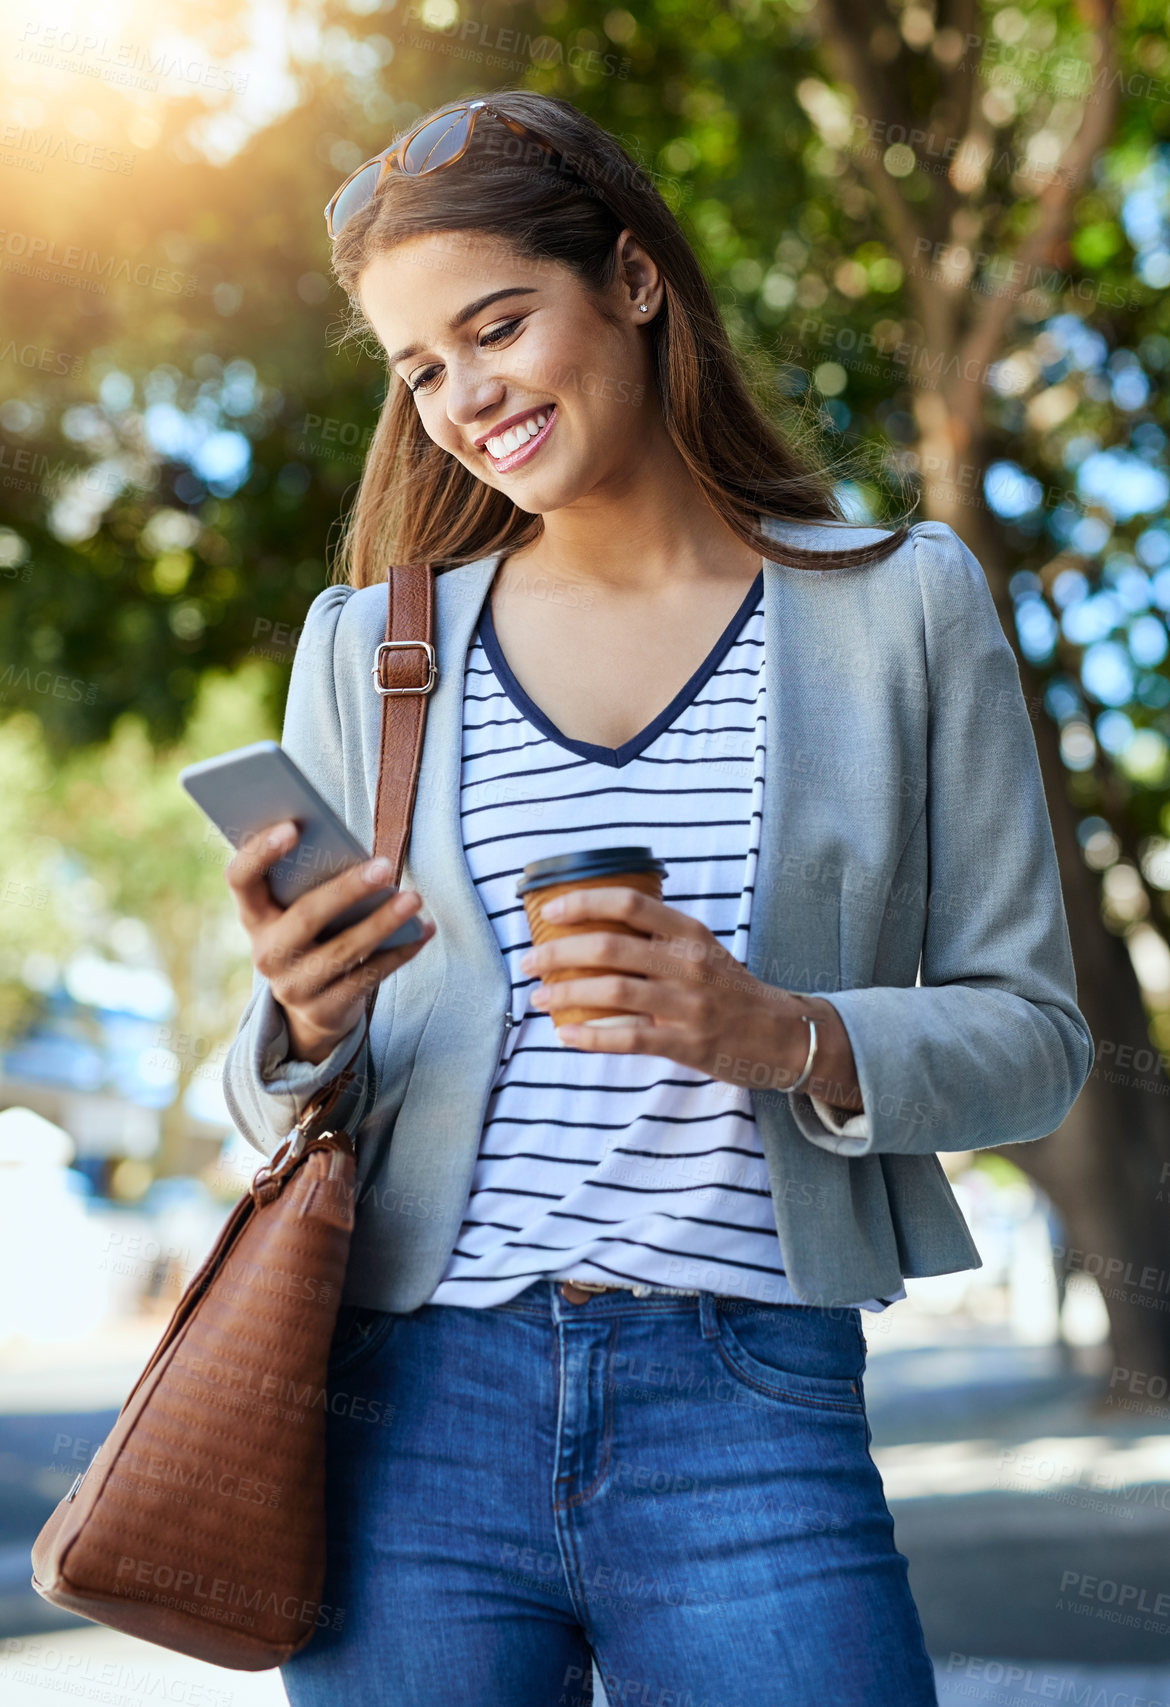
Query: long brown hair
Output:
[[329, 89, 912, 586]]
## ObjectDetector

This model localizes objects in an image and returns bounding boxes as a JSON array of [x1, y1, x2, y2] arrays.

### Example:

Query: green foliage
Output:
[[0, 669, 276, 1117], [970, 1152, 1032, 1190], [0, 714, 78, 1037]]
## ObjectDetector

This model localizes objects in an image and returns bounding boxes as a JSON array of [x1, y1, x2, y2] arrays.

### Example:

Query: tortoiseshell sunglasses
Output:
[[324, 99, 562, 239]]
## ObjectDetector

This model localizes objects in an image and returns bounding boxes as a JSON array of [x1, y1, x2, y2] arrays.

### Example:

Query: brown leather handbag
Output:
[[30, 563, 438, 1670]]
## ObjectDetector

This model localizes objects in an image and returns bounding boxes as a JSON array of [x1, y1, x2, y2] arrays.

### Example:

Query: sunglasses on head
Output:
[[324, 99, 564, 240]]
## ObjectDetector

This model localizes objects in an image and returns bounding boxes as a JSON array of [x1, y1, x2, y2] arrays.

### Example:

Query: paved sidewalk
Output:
[[934, 1660, 1170, 1704], [0, 1625, 286, 1706], [861, 1317, 1170, 1669]]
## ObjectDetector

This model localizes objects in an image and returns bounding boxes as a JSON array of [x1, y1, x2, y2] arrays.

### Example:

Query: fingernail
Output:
[[542, 896, 565, 919], [267, 822, 291, 846], [363, 857, 391, 882]]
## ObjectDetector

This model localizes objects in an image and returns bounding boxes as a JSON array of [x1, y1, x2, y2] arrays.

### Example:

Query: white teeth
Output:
[[486, 408, 551, 460]]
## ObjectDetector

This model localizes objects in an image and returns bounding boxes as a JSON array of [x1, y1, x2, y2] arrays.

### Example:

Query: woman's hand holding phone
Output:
[[224, 818, 435, 1065]]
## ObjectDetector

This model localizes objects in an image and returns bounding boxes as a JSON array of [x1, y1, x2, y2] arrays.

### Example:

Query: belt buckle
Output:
[[559, 1279, 615, 1304]]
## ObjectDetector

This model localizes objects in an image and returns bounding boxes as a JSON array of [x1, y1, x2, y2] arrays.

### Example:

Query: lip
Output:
[[477, 404, 557, 472]]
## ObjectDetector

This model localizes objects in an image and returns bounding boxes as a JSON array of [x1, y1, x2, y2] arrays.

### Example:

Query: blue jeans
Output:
[[280, 1281, 937, 1706]]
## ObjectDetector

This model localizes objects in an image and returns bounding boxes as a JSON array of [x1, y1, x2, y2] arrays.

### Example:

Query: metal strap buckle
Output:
[[372, 640, 438, 696]]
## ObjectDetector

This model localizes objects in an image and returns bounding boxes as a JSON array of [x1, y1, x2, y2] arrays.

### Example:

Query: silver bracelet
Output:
[[786, 1014, 818, 1093]]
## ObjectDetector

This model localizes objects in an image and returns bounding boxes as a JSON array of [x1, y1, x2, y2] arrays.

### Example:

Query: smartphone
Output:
[[179, 739, 424, 954]]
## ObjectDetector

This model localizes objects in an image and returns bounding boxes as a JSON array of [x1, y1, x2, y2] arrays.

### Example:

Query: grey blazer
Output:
[[221, 517, 1093, 1312]]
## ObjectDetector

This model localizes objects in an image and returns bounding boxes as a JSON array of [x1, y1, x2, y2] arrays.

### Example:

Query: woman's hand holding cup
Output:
[[516, 846, 819, 1094], [224, 818, 435, 1065]]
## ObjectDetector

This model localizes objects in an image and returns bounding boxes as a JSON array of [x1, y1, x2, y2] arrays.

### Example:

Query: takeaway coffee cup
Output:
[[516, 847, 669, 1028]]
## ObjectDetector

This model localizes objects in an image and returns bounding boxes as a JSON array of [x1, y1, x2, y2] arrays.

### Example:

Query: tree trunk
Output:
[[919, 430, 1170, 1388]]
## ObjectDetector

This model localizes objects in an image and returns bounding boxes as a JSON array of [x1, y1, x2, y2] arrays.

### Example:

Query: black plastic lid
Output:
[[515, 845, 668, 897]]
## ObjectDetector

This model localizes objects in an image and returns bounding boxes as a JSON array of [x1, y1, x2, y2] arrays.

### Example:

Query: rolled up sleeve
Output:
[[788, 520, 1093, 1159], [807, 1096, 870, 1143], [222, 972, 373, 1159]]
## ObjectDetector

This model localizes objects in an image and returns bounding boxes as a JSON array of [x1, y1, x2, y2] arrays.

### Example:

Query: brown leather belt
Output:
[[559, 1281, 623, 1305], [556, 1280, 705, 1304]]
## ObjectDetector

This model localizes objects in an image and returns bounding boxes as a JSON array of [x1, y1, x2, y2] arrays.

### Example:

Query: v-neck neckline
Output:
[[475, 561, 765, 770]]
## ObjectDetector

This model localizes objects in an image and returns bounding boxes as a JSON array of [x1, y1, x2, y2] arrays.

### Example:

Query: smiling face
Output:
[[357, 227, 658, 515]]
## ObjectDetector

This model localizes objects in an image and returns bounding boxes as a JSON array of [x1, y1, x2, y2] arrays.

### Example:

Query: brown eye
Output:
[[481, 317, 522, 347], [408, 317, 524, 396]]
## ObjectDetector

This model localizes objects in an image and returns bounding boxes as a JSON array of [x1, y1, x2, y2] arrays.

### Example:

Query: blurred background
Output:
[[1, 0, 1169, 1701]]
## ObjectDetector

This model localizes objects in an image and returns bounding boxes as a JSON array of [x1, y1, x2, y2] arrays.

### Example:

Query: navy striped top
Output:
[[429, 571, 903, 1312]]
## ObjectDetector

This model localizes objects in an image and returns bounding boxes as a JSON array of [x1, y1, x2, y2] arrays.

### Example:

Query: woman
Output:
[[221, 91, 1092, 1707]]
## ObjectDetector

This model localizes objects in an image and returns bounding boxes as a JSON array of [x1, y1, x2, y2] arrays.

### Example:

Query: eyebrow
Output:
[[387, 286, 540, 370]]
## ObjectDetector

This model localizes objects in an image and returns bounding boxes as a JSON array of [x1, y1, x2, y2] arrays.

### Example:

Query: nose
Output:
[[445, 365, 504, 442]]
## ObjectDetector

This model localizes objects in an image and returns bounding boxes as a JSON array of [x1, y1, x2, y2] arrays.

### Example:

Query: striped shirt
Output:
[[429, 570, 904, 1313]]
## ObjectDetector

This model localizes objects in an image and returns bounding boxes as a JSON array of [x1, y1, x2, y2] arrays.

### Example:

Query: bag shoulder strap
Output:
[[290, 563, 436, 1146], [371, 562, 438, 882]]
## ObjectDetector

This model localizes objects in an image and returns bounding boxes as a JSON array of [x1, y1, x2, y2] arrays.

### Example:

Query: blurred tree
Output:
[[25, 666, 275, 1175], [67, 662, 272, 1174], [802, 0, 1170, 1386], [0, 714, 80, 1037]]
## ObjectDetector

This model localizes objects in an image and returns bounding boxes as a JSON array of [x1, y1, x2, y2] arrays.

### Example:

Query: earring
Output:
[[639, 304, 648, 313]]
